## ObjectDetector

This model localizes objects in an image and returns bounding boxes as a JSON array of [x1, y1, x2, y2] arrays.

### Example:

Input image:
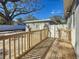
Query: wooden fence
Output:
[[0, 29, 48, 59], [58, 28, 71, 42]]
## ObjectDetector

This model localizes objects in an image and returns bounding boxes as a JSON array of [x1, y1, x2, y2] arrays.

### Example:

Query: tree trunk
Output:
[[4, 17, 13, 25]]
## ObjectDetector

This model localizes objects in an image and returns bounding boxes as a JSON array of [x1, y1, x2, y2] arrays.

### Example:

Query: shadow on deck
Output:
[[45, 39, 76, 59], [18, 38, 76, 59]]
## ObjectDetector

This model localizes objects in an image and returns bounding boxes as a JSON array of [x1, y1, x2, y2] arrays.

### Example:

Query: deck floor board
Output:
[[45, 39, 76, 59], [20, 38, 76, 59], [21, 38, 55, 59]]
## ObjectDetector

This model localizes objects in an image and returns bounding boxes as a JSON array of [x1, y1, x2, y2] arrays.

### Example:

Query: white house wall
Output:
[[67, 15, 76, 47], [26, 22, 49, 31], [67, 4, 79, 59], [75, 4, 79, 59], [71, 13, 76, 49], [67, 14, 76, 48]]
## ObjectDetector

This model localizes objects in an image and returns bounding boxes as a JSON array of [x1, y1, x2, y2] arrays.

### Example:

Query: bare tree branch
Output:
[[0, 0, 43, 24], [0, 6, 3, 9], [10, 7, 27, 17], [10, 8, 16, 17], [12, 8, 42, 19]]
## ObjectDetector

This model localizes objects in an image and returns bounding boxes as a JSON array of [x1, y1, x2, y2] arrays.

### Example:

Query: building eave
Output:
[[64, 0, 75, 18]]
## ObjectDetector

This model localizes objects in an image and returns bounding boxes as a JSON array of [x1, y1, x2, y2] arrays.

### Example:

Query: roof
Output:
[[0, 25, 25, 31], [64, 0, 74, 18], [24, 19, 62, 25], [23, 19, 53, 24]]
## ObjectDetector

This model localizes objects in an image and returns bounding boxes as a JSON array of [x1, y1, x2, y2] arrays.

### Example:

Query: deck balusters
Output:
[[24, 34, 26, 51], [18, 35, 20, 55], [0, 29, 49, 59], [27, 33, 29, 49], [3, 39, 5, 59], [58, 30, 61, 39], [21, 34, 23, 53], [30, 32, 33, 47], [9, 38, 11, 59], [40, 31, 42, 41], [29, 31, 31, 49], [27, 31, 31, 49], [69, 30, 71, 42], [14, 36, 16, 59], [58, 28, 71, 42]]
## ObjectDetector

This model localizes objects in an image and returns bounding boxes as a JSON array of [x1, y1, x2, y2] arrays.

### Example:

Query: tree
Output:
[[49, 16, 66, 24], [0, 16, 5, 24], [25, 14, 38, 21], [0, 0, 42, 24], [15, 18, 24, 25]]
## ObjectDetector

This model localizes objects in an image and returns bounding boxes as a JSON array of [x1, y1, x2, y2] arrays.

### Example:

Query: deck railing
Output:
[[0, 29, 48, 59], [58, 28, 71, 42]]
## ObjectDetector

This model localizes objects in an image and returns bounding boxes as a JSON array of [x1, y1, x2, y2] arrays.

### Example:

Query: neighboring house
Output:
[[64, 0, 79, 59], [24, 19, 67, 37], [24, 19, 51, 31]]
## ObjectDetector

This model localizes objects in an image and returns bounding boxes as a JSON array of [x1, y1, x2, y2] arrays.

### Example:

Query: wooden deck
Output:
[[0, 29, 76, 59], [45, 39, 76, 59], [19, 38, 55, 59], [18, 38, 76, 59]]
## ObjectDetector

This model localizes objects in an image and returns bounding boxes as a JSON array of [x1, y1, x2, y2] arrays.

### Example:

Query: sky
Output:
[[32, 0, 64, 19], [0, 0, 64, 20]]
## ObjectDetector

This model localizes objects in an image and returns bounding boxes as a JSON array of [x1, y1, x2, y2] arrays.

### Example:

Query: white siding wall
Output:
[[67, 14, 76, 48], [67, 4, 79, 59], [26, 23, 49, 31], [75, 4, 79, 59], [26, 23, 67, 38]]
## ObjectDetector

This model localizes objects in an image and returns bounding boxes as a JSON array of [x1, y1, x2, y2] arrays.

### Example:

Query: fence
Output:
[[0, 29, 48, 59], [49, 24, 71, 42], [49, 24, 68, 38]]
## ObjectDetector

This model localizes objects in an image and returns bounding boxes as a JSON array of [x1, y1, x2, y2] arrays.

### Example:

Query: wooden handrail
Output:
[[0, 29, 47, 40], [0, 29, 48, 59]]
